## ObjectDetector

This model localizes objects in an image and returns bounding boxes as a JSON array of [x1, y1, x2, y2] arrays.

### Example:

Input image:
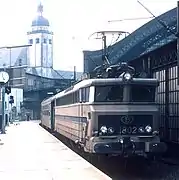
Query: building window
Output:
[[28, 79, 34, 86], [44, 39, 47, 44], [29, 39, 33, 44], [36, 38, 40, 44], [49, 39, 52, 44], [19, 59, 22, 66], [5, 102, 7, 109]]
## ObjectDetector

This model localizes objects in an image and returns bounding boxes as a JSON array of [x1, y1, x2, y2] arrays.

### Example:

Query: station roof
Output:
[[0, 47, 28, 68], [83, 7, 177, 73]]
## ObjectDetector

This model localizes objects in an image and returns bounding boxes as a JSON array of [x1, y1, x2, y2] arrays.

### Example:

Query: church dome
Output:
[[31, 3, 49, 27], [32, 16, 49, 27]]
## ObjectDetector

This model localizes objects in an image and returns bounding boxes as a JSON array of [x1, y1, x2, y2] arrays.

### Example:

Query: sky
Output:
[[0, 0, 177, 72]]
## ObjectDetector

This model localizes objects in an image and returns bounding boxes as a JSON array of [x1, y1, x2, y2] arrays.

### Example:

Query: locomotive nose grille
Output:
[[98, 115, 153, 136]]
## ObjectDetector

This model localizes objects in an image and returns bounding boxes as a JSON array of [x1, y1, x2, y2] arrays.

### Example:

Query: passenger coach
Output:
[[41, 96, 56, 130]]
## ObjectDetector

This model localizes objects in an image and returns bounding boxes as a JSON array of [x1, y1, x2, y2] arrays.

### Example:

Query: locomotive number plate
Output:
[[119, 126, 138, 134]]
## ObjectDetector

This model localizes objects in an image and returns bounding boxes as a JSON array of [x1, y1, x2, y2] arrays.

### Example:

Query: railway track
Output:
[[92, 156, 179, 180], [42, 124, 179, 180]]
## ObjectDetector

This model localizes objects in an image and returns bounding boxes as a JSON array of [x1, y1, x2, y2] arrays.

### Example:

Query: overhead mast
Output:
[[88, 31, 133, 78], [88, 31, 130, 67]]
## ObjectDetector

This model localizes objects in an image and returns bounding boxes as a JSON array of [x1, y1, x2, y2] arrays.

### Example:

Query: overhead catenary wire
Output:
[[137, 0, 177, 37], [108, 16, 154, 23]]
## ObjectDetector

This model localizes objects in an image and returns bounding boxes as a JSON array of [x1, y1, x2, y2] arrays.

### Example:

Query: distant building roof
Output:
[[0, 47, 28, 68], [0, 47, 83, 80]]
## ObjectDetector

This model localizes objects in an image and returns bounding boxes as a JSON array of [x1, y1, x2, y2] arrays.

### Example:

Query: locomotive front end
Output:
[[87, 75, 167, 157], [95, 113, 166, 157]]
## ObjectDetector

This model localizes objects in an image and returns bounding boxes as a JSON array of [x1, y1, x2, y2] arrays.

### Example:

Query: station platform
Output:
[[0, 121, 111, 180]]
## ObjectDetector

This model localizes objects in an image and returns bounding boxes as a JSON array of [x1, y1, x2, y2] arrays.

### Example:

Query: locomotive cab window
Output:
[[130, 84, 156, 102], [94, 85, 123, 102]]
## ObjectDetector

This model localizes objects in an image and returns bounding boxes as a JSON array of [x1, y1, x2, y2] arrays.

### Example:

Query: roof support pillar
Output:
[[177, 1, 179, 84]]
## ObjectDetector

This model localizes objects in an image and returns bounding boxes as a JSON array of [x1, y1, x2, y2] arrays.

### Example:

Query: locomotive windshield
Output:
[[94, 84, 156, 102], [131, 84, 156, 102], [95, 85, 123, 102]]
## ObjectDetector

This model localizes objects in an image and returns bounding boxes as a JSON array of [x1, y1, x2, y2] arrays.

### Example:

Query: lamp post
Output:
[[0, 71, 9, 134], [177, 1, 179, 84]]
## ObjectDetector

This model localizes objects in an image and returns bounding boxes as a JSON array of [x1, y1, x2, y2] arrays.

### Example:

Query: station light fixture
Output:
[[47, 92, 54, 95]]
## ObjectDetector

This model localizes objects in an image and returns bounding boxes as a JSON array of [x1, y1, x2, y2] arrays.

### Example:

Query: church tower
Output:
[[27, 3, 53, 68]]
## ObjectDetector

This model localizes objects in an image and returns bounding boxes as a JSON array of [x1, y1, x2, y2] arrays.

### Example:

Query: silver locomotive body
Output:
[[49, 77, 167, 157]]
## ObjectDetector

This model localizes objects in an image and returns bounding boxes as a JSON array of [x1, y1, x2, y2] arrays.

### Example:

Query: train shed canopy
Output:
[[83, 7, 177, 73]]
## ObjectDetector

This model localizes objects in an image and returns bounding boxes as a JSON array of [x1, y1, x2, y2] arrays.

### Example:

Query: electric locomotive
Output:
[[41, 63, 167, 158]]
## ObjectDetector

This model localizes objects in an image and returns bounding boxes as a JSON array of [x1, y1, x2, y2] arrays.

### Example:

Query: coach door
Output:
[[50, 101, 55, 131], [78, 88, 84, 141]]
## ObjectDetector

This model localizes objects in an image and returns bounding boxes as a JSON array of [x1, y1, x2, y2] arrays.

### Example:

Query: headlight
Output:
[[108, 127, 115, 134], [123, 72, 132, 80], [100, 126, 108, 133], [145, 125, 152, 133], [139, 127, 145, 133]]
